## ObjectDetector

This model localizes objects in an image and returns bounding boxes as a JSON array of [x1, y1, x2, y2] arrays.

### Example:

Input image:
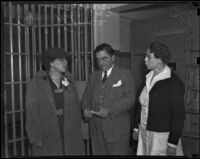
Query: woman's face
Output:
[[144, 49, 161, 70], [50, 58, 67, 73]]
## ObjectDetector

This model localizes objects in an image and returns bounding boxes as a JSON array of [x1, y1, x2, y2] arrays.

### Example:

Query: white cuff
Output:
[[133, 128, 138, 132], [168, 143, 177, 148]]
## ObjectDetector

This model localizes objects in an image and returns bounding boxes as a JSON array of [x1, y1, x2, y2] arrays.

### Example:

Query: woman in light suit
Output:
[[25, 47, 84, 156], [132, 41, 185, 156]]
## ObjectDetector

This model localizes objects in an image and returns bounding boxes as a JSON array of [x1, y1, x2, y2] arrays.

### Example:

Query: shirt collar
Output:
[[146, 65, 171, 88], [102, 64, 114, 78]]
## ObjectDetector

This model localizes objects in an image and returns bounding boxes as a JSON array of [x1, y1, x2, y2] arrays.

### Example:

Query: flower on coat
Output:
[[62, 77, 70, 87]]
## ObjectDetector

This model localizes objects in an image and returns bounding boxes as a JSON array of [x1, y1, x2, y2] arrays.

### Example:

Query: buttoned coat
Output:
[[25, 70, 85, 156], [82, 65, 136, 143], [133, 71, 185, 145]]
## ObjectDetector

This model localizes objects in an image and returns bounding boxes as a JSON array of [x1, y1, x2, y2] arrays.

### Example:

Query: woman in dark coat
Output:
[[25, 47, 85, 156], [132, 41, 185, 156]]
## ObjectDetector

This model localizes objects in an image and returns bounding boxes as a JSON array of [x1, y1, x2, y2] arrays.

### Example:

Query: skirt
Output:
[[137, 125, 184, 156]]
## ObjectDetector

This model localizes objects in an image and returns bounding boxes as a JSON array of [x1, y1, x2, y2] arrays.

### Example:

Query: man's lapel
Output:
[[103, 65, 119, 94]]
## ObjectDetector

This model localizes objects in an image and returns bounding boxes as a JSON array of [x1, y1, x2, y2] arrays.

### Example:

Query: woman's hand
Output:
[[132, 130, 139, 140], [166, 145, 176, 156]]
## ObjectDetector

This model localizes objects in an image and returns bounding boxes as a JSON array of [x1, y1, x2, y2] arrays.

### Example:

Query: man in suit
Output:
[[82, 43, 136, 155]]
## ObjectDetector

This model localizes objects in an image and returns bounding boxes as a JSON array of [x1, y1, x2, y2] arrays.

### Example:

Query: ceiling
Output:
[[109, 2, 198, 20]]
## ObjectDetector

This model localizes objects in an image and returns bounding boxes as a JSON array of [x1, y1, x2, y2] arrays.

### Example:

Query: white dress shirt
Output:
[[102, 64, 114, 80]]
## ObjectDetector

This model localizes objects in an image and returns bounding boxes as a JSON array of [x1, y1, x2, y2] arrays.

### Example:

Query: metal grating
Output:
[[3, 2, 94, 157]]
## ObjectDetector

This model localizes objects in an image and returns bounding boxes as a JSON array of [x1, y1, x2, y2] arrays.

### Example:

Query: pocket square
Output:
[[112, 80, 122, 87]]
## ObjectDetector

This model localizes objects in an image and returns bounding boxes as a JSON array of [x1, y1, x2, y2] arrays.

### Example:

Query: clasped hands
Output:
[[84, 106, 110, 119]]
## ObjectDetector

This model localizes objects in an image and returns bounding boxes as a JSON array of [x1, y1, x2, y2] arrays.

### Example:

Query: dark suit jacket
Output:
[[82, 65, 136, 143], [133, 71, 185, 145], [25, 70, 84, 156]]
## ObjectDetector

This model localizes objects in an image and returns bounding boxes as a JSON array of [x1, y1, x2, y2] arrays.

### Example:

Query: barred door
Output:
[[3, 2, 94, 157]]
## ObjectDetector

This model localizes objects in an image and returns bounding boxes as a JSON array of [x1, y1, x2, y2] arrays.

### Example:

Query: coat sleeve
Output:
[[81, 75, 93, 112], [109, 70, 136, 120], [25, 79, 43, 146], [168, 78, 185, 145]]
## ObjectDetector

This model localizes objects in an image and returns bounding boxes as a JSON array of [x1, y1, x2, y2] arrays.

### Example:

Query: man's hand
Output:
[[166, 145, 176, 156], [83, 108, 93, 119], [95, 106, 110, 118]]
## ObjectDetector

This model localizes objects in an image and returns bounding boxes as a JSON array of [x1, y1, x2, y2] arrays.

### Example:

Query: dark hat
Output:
[[42, 47, 70, 70]]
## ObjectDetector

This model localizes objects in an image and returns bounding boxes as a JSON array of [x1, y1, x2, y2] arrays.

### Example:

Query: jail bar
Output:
[[44, 5, 48, 50], [57, 4, 61, 48], [78, 4, 81, 81], [71, 4, 75, 76], [4, 3, 94, 156], [4, 92, 8, 157], [17, 4, 25, 155], [64, 4, 67, 52], [4, 3, 8, 157], [31, 4, 37, 75], [38, 5, 42, 70], [84, 4, 88, 81], [9, 2, 18, 156], [51, 4, 54, 47], [24, 4, 30, 79], [4, 5, 9, 155], [91, 4, 94, 73]]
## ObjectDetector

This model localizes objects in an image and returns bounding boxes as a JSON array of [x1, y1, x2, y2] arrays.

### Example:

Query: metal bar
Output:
[[5, 52, 27, 55], [5, 51, 93, 55], [51, 4, 54, 47], [64, 4, 67, 52], [5, 81, 27, 85], [6, 110, 25, 114], [31, 4, 36, 75], [4, 92, 8, 157], [84, 4, 88, 81], [71, 4, 74, 76], [44, 5, 48, 50], [57, 4, 61, 48], [25, 4, 30, 79], [38, 5, 42, 70], [9, 2, 17, 156], [91, 4, 94, 73], [78, 4, 81, 81], [24, 4, 31, 156], [4, 22, 26, 27], [30, 23, 89, 27], [17, 4, 25, 156], [7, 137, 28, 144]]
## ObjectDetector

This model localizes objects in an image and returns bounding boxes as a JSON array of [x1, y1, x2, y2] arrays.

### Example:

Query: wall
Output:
[[94, 5, 120, 50], [93, 5, 133, 71], [131, 9, 199, 87], [120, 17, 132, 52]]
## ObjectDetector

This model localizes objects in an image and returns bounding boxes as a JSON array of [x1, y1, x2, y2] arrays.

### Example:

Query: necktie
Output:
[[102, 71, 107, 83]]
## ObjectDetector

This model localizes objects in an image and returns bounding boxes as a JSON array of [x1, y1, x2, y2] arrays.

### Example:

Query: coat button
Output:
[[57, 109, 63, 116]]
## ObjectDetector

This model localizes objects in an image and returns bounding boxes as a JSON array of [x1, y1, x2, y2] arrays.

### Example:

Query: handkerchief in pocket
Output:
[[112, 80, 122, 87]]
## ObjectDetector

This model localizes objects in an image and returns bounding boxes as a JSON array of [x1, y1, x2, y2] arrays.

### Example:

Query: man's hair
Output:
[[94, 43, 115, 56]]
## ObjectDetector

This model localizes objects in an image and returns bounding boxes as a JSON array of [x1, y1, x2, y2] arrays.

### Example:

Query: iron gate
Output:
[[3, 2, 94, 157]]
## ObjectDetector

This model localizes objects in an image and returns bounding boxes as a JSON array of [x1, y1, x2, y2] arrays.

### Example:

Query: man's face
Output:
[[50, 58, 67, 73], [144, 49, 161, 70], [96, 50, 115, 71]]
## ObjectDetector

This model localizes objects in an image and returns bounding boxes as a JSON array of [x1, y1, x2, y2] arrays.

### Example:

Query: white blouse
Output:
[[139, 65, 171, 129]]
